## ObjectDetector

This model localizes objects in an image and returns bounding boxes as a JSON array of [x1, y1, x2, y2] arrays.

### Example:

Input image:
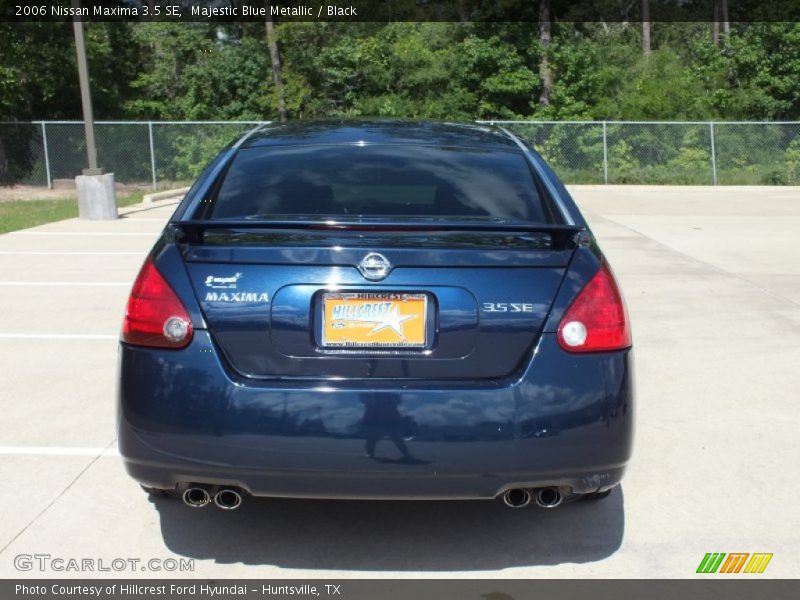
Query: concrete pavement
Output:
[[0, 186, 798, 578]]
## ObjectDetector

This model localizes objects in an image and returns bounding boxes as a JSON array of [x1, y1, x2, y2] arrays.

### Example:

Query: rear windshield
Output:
[[204, 144, 558, 223]]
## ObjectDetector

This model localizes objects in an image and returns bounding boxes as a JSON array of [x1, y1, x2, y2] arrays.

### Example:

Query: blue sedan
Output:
[[118, 121, 633, 511]]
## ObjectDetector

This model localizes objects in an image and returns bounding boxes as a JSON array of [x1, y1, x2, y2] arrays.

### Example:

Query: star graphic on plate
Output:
[[368, 305, 416, 338]]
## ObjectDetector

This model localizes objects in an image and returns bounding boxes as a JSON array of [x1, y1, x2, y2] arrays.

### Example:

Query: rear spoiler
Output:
[[171, 219, 585, 233], [168, 220, 589, 248]]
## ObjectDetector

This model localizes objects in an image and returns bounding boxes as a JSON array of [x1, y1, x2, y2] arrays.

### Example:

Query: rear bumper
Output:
[[118, 332, 634, 500]]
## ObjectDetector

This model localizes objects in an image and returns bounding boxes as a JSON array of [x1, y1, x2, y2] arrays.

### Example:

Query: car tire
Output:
[[583, 488, 614, 501], [140, 484, 168, 497]]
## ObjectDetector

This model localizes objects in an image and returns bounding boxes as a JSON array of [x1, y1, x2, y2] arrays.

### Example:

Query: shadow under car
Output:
[[151, 487, 625, 571]]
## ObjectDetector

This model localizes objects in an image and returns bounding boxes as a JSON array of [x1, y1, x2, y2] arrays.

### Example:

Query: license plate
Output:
[[321, 292, 428, 348]]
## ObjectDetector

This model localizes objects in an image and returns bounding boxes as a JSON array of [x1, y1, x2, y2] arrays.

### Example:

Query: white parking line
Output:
[[9, 232, 156, 237], [0, 446, 119, 457], [0, 251, 143, 256], [0, 281, 130, 286], [0, 333, 117, 340]]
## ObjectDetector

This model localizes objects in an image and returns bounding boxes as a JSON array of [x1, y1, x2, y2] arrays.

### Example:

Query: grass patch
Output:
[[0, 191, 145, 235]]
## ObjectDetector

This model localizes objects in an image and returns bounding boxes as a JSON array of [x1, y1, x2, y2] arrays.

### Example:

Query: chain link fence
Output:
[[1, 120, 799, 189], [0, 121, 265, 191], [491, 120, 800, 185]]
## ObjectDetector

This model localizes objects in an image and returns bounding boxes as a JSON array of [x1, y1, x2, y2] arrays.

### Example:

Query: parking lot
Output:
[[1, 185, 798, 578]]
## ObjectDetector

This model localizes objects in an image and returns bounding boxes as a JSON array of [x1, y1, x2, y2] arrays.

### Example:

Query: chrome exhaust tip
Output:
[[182, 487, 211, 508], [214, 488, 243, 511], [534, 487, 563, 509], [502, 488, 531, 509]]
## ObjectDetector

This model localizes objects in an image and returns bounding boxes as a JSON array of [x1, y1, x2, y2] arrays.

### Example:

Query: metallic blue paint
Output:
[[118, 330, 632, 499], [117, 121, 633, 501], [186, 261, 565, 380]]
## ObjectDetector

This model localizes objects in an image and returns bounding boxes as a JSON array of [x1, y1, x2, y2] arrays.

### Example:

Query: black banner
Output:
[[2, 0, 800, 23], [4, 580, 800, 600]]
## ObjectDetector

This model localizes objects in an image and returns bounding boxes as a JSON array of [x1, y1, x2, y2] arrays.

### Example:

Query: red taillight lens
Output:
[[122, 258, 193, 349], [557, 260, 631, 353]]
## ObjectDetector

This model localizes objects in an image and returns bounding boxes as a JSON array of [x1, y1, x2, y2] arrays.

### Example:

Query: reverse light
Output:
[[557, 260, 631, 353], [560, 320, 588, 347], [122, 258, 193, 348]]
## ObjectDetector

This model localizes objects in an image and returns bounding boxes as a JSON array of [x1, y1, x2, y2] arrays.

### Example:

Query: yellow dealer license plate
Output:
[[321, 292, 428, 348]]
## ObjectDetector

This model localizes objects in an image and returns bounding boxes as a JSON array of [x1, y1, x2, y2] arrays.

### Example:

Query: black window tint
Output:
[[208, 145, 555, 223]]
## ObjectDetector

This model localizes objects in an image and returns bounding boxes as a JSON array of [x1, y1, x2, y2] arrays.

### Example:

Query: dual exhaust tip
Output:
[[183, 484, 560, 511], [502, 487, 563, 509], [182, 486, 243, 510]]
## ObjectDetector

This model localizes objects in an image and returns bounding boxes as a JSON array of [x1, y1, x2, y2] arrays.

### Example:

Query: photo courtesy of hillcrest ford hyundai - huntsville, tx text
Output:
[[117, 120, 633, 511]]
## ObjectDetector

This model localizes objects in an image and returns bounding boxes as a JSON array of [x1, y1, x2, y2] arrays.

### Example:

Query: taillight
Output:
[[557, 260, 631, 353], [122, 258, 193, 348]]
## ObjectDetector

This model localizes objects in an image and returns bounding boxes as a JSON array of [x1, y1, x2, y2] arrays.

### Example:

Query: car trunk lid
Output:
[[175, 222, 580, 380]]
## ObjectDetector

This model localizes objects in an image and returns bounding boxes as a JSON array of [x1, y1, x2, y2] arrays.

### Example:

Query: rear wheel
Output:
[[583, 488, 614, 501], [139, 484, 168, 497]]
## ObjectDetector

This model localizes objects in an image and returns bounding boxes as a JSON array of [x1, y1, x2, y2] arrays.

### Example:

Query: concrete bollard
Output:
[[76, 172, 118, 220]]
